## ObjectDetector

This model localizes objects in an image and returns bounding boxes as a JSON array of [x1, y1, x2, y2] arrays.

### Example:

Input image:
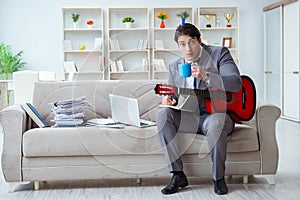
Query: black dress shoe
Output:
[[161, 174, 189, 195], [213, 177, 228, 195]]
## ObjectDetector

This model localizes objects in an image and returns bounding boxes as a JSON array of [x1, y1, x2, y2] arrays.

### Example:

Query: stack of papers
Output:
[[51, 96, 90, 127]]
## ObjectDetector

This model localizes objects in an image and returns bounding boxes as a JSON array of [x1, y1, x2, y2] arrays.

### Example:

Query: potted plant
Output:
[[176, 10, 189, 24], [71, 13, 80, 29], [0, 43, 26, 80], [122, 16, 135, 28]]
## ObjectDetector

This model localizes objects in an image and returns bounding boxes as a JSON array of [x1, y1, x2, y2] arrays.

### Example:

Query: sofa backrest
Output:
[[32, 80, 162, 126]]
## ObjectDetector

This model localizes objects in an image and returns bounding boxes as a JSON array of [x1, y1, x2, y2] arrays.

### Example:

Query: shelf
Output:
[[153, 49, 180, 52], [65, 71, 104, 74], [64, 28, 103, 32], [196, 6, 239, 67], [62, 7, 239, 81], [109, 49, 149, 53], [199, 27, 238, 31], [110, 71, 149, 74], [64, 50, 102, 53], [108, 7, 150, 80], [109, 28, 149, 31], [153, 28, 176, 31], [62, 7, 104, 80]]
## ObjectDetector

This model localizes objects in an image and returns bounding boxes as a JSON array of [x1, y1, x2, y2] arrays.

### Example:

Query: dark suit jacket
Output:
[[168, 43, 241, 92], [168, 43, 242, 112]]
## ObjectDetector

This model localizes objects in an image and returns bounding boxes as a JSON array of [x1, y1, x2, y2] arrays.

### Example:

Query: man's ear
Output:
[[198, 38, 202, 44]]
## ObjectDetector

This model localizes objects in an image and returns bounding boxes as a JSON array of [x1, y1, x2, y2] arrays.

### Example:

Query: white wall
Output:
[[0, 0, 275, 100]]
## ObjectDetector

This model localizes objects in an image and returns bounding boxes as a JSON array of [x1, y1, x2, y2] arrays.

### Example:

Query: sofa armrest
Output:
[[255, 102, 281, 174], [0, 105, 28, 182]]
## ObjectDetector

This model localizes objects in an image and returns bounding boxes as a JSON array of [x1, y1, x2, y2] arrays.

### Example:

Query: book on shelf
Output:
[[141, 59, 149, 71], [137, 39, 143, 50], [63, 61, 78, 73], [110, 59, 124, 72], [21, 103, 49, 128], [63, 40, 73, 51], [98, 56, 103, 71], [117, 60, 124, 71], [142, 39, 148, 50], [110, 39, 120, 50], [136, 39, 148, 50], [154, 59, 167, 71], [154, 40, 164, 49], [93, 37, 102, 50]]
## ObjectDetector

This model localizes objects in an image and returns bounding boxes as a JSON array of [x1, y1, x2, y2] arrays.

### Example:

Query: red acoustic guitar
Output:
[[154, 75, 256, 123]]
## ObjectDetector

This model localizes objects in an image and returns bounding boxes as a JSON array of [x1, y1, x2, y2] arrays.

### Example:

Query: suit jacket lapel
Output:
[[198, 43, 211, 67], [194, 43, 211, 88]]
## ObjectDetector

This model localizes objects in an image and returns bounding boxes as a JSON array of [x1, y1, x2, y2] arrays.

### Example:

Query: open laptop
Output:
[[109, 94, 156, 128]]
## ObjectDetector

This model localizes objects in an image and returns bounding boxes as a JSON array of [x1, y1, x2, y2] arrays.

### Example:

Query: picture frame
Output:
[[199, 14, 216, 28], [222, 37, 232, 48]]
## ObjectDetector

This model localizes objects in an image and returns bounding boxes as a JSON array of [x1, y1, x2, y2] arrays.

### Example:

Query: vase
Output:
[[160, 20, 165, 28], [73, 22, 77, 29], [124, 22, 132, 29], [87, 24, 93, 29], [181, 18, 185, 24]]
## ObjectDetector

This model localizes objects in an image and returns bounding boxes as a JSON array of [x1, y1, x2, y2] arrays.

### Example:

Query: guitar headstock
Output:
[[154, 84, 176, 96]]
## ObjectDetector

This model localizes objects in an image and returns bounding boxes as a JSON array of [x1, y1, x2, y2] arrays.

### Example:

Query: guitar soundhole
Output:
[[242, 87, 246, 109], [226, 93, 233, 102]]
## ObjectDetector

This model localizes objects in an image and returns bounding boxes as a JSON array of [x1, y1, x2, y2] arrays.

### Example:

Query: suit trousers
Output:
[[156, 107, 235, 181]]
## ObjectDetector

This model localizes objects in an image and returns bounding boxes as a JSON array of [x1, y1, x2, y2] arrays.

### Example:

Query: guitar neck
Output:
[[177, 88, 227, 100]]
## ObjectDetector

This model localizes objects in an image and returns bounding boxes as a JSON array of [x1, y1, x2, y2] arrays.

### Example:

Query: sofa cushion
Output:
[[23, 124, 259, 157], [32, 80, 162, 126]]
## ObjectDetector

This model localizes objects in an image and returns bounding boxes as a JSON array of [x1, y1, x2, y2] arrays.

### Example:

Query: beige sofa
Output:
[[0, 80, 281, 191]]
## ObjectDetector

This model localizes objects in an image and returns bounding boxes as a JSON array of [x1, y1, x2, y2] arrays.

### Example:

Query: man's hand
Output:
[[161, 95, 176, 106], [191, 63, 207, 80]]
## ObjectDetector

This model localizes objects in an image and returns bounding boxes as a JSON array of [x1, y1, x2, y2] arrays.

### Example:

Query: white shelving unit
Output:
[[152, 7, 194, 80], [196, 6, 239, 65], [108, 8, 150, 80], [61, 7, 240, 81], [62, 8, 104, 80]]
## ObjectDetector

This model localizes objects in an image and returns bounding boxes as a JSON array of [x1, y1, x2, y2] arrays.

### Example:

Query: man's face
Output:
[[177, 35, 201, 62]]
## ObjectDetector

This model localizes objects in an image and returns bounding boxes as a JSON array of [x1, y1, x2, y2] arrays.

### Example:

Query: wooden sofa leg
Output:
[[243, 175, 249, 184], [137, 178, 142, 184], [34, 181, 40, 190]]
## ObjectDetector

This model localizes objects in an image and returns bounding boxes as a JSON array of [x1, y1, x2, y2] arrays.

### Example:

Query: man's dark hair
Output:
[[174, 23, 201, 43]]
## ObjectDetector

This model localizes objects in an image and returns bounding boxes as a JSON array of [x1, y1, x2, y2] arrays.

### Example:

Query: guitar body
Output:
[[154, 75, 257, 122], [205, 76, 256, 122]]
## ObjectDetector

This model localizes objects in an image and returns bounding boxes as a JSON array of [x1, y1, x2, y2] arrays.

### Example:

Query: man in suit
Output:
[[156, 23, 241, 195]]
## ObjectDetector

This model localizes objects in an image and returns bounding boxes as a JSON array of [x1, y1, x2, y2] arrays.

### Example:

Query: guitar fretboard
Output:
[[178, 88, 230, 101]]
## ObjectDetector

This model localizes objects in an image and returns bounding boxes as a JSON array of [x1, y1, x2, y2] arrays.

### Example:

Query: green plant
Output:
[[71, 13, 80, 23], [176, 10, 189, 19], [0, 43, 26, 80], [122, 16, 135, 23]]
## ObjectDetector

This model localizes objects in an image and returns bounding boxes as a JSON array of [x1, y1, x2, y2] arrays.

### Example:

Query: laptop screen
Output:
[[109, 94, 141, 126]]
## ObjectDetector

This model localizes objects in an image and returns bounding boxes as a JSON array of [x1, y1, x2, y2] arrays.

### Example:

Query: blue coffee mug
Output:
[[178, 63, 192, 78]]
